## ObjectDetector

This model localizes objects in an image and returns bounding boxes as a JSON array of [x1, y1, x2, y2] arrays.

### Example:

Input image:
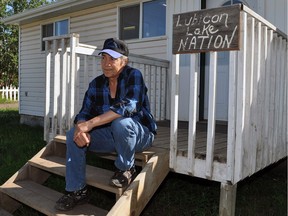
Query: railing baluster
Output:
[[205, 52, 217, 178], [187, 54, 197, 175], [44, 40, 51, 142], [170, 54, 180, 169], [227, 51, 237, 182]]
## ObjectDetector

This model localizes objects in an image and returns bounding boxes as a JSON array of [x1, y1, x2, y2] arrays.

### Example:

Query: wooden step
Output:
[[0, 180, 108, 216], [54, 135, 161, 166], [28, 155, 125, 196]]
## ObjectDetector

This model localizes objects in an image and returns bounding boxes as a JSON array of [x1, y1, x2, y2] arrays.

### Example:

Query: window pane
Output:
[[42, 23, 53, 38], [55, 19, 69, 36], [142, 0, 166, 38], [120, 5, 140, 40], [42, 23, 53, 50]]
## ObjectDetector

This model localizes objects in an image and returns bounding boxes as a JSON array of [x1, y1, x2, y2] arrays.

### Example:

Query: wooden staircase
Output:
[[0, 135, 169, 215]]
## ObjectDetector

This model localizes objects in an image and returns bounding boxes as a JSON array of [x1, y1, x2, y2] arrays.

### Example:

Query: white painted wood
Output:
[[273, 36, 281, 162], [160, 67, 167, 121], [68, 34, 79, 128], [44, 41, 51, 142], [256, 24, 267, 171], [205, 52, 217, 178], [249, 17, 259, 174], [268, 33, 277, 163], [169, 54, 180, 170], [234, 12, 247, 182], [174, 156, 227, 182], [263, 28, 273, 167], [226, 51, 237, 182], [60, 38, 68, 135], [155, 67, 161, 120], [52, 40, 60, 140], [241, 15, 253, 178], [187, 54, 198, 174]]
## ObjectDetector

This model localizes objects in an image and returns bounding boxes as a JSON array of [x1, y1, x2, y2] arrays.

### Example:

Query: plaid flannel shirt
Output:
[[74, 65, 157, 134]]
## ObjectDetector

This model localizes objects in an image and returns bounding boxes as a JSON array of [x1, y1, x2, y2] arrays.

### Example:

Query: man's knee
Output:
[[111, 117, 135, 133]]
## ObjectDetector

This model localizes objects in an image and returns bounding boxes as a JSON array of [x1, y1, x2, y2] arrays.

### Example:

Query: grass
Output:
[[0, 105, 287, 215], [0, 97, 16, 103]]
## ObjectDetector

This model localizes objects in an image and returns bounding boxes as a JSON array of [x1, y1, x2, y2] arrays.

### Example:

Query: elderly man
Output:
[[55, 38, 157, 211]]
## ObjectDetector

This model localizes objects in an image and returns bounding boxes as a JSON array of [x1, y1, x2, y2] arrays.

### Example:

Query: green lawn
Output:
[[0, 106, 286, 215]]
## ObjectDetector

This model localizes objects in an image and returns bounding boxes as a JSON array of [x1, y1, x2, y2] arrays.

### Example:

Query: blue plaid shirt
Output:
[[74, 65, 157, 133]]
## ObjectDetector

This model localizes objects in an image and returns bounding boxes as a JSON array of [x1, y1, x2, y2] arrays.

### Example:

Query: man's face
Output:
[[101, 53, 126, 79]]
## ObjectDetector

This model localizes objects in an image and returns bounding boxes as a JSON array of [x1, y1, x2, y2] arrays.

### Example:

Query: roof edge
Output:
[[2, 0, 121, 25]]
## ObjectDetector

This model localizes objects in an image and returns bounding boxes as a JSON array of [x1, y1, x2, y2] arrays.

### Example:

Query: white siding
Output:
[[19, 24, 46, 116]]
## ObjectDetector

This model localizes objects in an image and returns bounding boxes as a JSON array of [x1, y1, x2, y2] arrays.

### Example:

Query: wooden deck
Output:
[[154, 121, 228, 163]]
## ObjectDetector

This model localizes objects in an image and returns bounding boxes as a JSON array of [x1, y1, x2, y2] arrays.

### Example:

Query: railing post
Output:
[[68, 34, 79, 130], [234, 12, 247, 182]]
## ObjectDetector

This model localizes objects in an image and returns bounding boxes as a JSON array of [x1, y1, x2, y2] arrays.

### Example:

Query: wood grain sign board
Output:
[[173, 4, 241, 54]]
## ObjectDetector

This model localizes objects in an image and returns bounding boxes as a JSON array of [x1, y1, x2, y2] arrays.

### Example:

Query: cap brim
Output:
[[98, 49, 123, 58]]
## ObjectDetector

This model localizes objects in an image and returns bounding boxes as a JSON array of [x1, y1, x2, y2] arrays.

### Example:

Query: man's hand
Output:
[[74, 122, 91, 147]]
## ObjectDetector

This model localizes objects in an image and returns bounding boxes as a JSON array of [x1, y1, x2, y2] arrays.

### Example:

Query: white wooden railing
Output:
[[0, 86, 19, 101], [43, 34, 169, 142], [170, 5, 287, 184]]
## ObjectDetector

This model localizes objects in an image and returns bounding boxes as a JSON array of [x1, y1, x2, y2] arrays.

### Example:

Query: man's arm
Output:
[[73, 110, 121, 147]]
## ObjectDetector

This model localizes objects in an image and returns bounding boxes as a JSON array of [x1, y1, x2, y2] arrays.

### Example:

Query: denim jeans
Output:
[[65, 117, 155, 192]]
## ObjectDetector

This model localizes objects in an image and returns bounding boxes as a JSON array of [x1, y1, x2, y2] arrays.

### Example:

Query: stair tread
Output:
[[0, 180, 108, 216], [29, 155, 125, 195], [54, 134, 161, 162]]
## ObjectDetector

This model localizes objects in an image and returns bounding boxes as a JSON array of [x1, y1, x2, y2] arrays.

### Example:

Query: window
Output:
[[41, 19, 69, 50], [120, 5, 140, 40], [119, 0, 166, 40]]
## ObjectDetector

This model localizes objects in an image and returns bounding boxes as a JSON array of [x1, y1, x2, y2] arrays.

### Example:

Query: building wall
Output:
[[17, 0, 286, 123]]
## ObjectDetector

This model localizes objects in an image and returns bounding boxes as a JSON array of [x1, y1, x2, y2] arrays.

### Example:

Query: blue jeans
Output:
[[65, 117, 154, 192]]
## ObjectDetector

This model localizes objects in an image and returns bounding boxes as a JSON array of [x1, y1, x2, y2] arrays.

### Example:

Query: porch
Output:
[[42, 2, 287, 191]]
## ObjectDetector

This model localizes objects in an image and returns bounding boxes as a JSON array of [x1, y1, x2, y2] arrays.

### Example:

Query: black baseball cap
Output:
[[98, 38, 129, 58]]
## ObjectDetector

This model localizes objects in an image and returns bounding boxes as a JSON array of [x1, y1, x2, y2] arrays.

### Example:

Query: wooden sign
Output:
[[173, 4, 241, 54]]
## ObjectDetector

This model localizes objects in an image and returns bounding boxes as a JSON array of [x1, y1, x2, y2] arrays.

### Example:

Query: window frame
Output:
[[118, 0, 166, 41], [41, 18, 70, 51]]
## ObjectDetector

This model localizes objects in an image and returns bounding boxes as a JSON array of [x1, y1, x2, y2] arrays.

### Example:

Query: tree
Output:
[[0, 0, 54, 87]]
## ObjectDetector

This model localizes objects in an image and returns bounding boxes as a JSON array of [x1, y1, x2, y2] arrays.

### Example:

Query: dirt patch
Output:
[[0, 102, 19, 109]]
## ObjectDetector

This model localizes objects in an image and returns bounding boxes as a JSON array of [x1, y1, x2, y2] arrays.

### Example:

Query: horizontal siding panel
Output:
[[20, 58, 45, 65], [20, 71, 45, 78], [20, 104, 44, 116], [21, 40, 41, 48], [21, 24, 39, 33], [21, 49, 43, 56], [72, 13, 116, 28], [129, 41, 167, 59], [72, 8, 115, 22], [20, 91, 45, 97], [20, 53, 45, 60], [21, 79, 46, 87], [72, 20, 116, 35], [71, 9, 117, 45]]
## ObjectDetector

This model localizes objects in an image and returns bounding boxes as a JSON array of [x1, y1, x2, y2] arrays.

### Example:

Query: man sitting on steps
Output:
[[55, 38, 157, 211]]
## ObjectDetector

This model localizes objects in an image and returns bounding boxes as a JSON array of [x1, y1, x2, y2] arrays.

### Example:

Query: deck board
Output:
[[154, 122, 228, 163]]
